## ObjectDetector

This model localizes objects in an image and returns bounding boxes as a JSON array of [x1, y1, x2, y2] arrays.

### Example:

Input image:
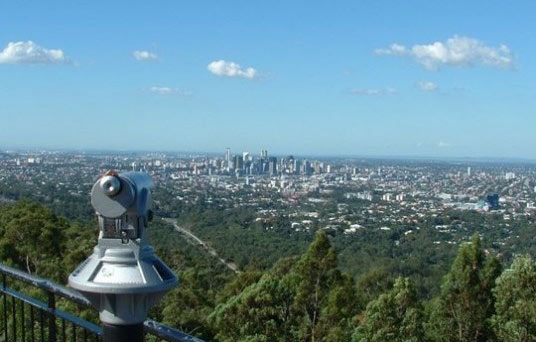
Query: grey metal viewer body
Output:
[[69, 171, 178, 342]]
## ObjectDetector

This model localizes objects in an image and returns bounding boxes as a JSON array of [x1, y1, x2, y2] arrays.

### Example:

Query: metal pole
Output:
[[102, 322, 144, 342], [47, 292, 56, 342]]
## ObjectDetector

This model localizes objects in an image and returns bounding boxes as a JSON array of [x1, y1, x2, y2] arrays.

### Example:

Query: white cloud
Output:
[[207, 60, 257, 79], [149, 86, 191, 96], [375, 43, 407, 56], [417, 81, 438, 92], [375, 36, 513, 70], [0, 41, 69, 65], [438, 141, 451, 148], [133, 50, 158, 61], [350, 87, 397, 95], [150, 86, 173, 95]]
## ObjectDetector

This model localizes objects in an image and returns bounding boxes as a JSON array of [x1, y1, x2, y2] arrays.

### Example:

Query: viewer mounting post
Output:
[[69, 170, 178, 342]]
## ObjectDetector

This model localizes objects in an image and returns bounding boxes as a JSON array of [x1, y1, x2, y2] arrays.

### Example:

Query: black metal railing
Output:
[[0, 264, 204, 342]]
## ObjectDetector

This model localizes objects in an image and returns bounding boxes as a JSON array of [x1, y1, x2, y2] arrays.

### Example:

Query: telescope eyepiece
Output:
[[100, 175, 121, 197]]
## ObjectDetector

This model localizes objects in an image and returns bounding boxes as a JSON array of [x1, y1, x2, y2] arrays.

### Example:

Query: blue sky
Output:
[[1, 1, 535, 158]]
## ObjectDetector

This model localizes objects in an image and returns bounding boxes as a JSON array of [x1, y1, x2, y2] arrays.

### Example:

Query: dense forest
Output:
[[174, 201, 536, 299], [1, 200, 536, 341]]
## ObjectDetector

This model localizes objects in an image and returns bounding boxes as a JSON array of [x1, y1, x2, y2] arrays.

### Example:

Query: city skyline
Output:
[[5, 146, 536, 165], [1, 1, 536, 158]]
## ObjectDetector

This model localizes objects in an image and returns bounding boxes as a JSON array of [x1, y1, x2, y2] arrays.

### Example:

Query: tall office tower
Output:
[[294, 159, 301, 175], [314, 162, 321, 174], [242, 152, 251, 172], [249, 162, 257, 175], [260, 159, 268, 174], [279, 158, 285, 173], [467, 166, 471, 177], [268, 157, 277, 176], [286, 155, 295, 173], [234, 155, 244, 170], [225, 148, 231, 168], [259, 150, 268, 174], [303, 160, 311, 175]]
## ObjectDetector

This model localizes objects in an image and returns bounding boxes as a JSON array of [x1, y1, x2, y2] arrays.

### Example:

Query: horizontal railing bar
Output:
[[0, 264, 91, 307], [0, 285, 102, 336], [144, 320, 205, 342], [1, 281, 45, 308]]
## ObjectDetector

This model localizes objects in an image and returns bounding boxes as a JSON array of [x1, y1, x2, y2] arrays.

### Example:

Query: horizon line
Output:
[[3, 146, 536, 164]]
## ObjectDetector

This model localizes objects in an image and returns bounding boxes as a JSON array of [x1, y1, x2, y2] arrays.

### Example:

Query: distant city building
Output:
[[467, 166, 471, 177], [347, 191, 373, 201], [234, 155, 243, 170], [302, 160, 312, 175], [294, 159, 301, 175], [225, 148, 232, 169], [486, 193, 500, 210], [314, 162, 321, 174], [268, 157, 277, 176]]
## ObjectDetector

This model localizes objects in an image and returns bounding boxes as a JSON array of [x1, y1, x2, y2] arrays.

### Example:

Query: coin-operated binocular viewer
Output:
[[69, 171, 178, 342]]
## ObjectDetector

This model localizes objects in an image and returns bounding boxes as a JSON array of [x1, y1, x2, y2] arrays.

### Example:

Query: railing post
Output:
[[11, 295, 16, 341], [2, 274, 7, 342], [48, 292, 56, 342], [103, 322, 144, 342]]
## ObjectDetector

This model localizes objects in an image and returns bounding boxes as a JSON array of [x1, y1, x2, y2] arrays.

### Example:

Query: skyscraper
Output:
[[302, 160, 311, 175], [234, 155, 244, 170], [259, 149, 268, 174], [268, 157, 277, 176], [225, 148, 231, 169], [294, 159, 301, 175]]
